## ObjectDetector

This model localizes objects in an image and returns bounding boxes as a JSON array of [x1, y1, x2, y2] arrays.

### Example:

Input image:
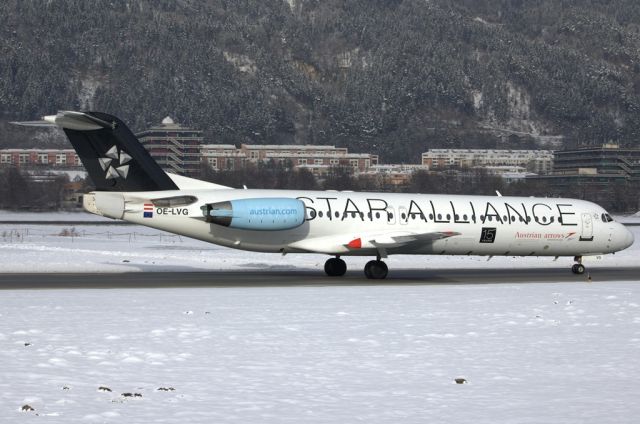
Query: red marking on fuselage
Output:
[[347, 238, 362, 249]]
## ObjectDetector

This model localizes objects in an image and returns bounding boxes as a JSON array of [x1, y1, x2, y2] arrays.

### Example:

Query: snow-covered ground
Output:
[[1, 211, 640, 422], [2, 283, 640, 423], [0, 210, 113, 222]]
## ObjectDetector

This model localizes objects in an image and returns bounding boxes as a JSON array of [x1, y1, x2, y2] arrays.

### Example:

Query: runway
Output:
[[0, 266, 638, 289]]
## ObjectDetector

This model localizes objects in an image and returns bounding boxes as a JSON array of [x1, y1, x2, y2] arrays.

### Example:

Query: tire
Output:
[[364, 260, 375, 279], [334, 258, 347, 276], [364, 260, 388, 279], [572, 264, 586, 275], [325, 258, 347, 277]]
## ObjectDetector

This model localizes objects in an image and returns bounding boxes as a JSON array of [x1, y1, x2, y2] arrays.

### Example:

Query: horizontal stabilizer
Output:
[[10, 120, 57, 128]]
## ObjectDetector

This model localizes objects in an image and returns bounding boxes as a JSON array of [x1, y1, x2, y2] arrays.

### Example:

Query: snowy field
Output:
[[1, 211, 640, 423], [2, 283, 640, 423], [0, 211, 638, 273]]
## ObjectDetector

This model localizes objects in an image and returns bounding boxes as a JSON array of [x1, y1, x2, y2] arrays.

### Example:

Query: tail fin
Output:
[[29, 111, 178, 192]]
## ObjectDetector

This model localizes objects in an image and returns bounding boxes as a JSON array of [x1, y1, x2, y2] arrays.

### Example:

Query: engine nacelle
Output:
[[203, 198, 306, 231]]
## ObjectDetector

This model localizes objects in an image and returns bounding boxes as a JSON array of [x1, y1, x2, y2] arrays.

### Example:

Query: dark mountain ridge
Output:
[[1, 0, 639, 162]]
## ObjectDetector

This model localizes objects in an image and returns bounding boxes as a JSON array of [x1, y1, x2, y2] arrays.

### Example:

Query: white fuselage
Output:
[[87, 189, 634, 258]]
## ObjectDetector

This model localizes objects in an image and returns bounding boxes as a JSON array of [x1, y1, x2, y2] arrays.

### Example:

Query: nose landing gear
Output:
[[571, 256, 586, 274], [324, 257, 347, 277]]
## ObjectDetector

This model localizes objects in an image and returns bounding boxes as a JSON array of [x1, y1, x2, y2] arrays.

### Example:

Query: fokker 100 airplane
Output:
[[15, 111, 634, 279]]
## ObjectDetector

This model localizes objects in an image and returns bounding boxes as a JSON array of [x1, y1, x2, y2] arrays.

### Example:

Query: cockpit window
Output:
[[601, 213, 614, 223]]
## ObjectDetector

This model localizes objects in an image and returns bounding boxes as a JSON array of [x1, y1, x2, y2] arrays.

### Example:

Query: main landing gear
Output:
[[323, 256, 389, 279], [324, 257, 347, 277], [364, 259, 388, 280], [571, 256, 586, 275]]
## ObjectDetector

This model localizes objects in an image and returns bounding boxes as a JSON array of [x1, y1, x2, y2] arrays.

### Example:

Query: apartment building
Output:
[[201, 144, 378, 176], [0, 149, 81, 168], [422, 149, 553, 175], [136, 116, 204, 177]]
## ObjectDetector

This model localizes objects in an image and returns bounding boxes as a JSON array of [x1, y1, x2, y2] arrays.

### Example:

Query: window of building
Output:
[[330, 159, 339, 166], [208, 157, 218, 169], [314, 159, 323, 165], [56, 154, 66, 165], [298, 158, 307, 165], [1, 154, 11, 164], [350, 159, 359, 168], [250, 151, 259, 159], [38, 153, 48, 164], [19, 153, 29, 164]]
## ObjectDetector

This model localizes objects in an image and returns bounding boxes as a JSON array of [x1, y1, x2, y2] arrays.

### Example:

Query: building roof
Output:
[[240, 144, 344, 150]]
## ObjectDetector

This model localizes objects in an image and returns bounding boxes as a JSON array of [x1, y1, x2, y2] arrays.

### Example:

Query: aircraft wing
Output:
[[288, 230, 460, 254]]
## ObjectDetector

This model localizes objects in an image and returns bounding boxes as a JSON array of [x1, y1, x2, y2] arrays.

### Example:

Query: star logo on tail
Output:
[[98, 145, 132, 180]]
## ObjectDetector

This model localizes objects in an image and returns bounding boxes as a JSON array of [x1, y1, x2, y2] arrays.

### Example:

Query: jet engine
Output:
[[202, 198, 306, 231]]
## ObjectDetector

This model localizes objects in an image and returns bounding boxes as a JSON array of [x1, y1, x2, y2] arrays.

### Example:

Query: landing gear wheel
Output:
[[364, 260, 388, 279], [571, 263, 586, 275], [324, 257, 347, 277]]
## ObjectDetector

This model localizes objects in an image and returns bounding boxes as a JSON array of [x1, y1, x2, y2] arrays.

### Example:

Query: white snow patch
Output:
[[0, 271, 617, 424], [223, 51, 257, 74]]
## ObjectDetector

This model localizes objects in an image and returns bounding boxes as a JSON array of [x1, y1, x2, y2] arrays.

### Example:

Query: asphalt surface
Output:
[[0, 267, 638, 289]]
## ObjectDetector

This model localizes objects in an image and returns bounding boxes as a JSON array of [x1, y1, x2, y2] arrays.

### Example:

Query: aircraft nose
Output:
[[624, 226, 635, 249]]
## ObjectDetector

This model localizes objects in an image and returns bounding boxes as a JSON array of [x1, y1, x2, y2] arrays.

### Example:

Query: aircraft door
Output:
[[399, 206, 408, 225], [580, 213, 594, 241]]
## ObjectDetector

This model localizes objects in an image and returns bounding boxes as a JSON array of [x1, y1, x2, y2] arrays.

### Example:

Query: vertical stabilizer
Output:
[[42, 111, 179, 192]]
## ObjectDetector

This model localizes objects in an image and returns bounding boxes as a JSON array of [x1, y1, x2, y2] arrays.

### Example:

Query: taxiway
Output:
[[0, 266, 638, 289]]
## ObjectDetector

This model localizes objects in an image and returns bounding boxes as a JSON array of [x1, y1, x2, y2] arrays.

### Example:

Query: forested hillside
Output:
[[2, 0, 640, 161]]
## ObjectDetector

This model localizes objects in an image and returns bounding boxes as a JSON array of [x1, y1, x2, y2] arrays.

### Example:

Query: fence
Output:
[[0, 227, 184, 244]]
